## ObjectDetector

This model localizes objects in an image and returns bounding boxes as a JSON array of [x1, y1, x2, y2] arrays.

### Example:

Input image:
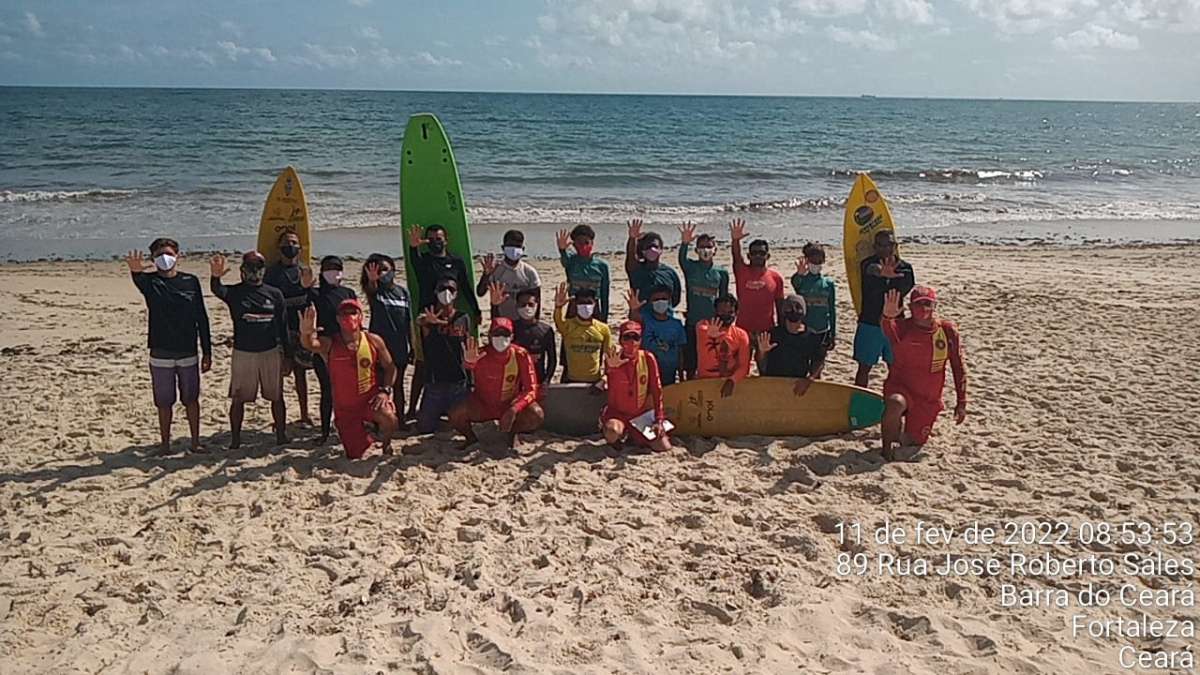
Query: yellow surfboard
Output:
[[843, 173, 896, 316], [662, 377, 884, 437], [256, 166, 311, 265]]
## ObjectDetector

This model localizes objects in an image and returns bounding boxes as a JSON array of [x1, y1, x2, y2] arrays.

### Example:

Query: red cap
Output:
[[337, 298, 363, 313], [489, 317, 514, 334], [618, 320, 643, 337], [910, 286, 938, 304]]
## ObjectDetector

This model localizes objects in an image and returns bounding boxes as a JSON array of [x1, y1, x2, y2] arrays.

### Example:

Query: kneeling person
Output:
[[450, 318, 544, 450], [300, 301, 399, 459], [602, 321, 671, 452]]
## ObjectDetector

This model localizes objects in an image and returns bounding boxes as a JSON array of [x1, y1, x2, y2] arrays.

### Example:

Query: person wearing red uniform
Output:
[[449, 318, 545, 450], [299, 300, 399, 459], [880, 286, 968, 461], [729, 218, 785, 349], [601, 321, 671, 452]]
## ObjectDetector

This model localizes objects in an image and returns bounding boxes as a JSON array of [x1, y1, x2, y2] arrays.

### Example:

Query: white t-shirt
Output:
[[486, 260, 542, 320]]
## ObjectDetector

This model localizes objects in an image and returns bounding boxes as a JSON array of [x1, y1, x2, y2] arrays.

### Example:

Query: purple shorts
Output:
[[150, 356, 201, 408]]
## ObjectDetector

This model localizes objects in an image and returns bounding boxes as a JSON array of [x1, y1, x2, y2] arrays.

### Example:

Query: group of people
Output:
[[129, 217, 967, 461]]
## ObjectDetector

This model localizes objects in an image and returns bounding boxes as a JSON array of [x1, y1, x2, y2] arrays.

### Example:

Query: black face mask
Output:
[[427, 240, 446, 254], [717, 314, 735, 327], [380, 270, 395, 287], [280, 244, 301, 259], [783, 311, 805, 323]]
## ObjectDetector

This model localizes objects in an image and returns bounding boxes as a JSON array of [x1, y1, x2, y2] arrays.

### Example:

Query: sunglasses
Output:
[[620, 333, 641, 341]]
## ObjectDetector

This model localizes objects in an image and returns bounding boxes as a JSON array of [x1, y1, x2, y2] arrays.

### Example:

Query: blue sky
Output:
[[0, 0, 1197, 100]]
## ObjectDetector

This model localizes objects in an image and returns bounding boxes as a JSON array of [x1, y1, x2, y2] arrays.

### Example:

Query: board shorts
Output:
[[229, 348, 284, 403], [417, 381, 469, 434], [334, 390, 380, 460], [601, 407, 660, 447], [286, 330, 314, 370], [149, 355, 200, 409], [883, 382, 943, 445], [853, 322, 894, 367]]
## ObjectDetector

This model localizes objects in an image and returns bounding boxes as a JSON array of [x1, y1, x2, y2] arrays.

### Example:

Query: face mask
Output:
[[153, 253, 177, 271], [322, 270, 343, 286], [427, 240, 446, 254], [576, 304, 595, 320], [717, 314, 735, 327], [503, 246, 523, 261], [697, 247, 715, 261], [242, 265, 265, 285], [491, 336, 512, 352], [338, 313, 362, 334], [912, 303, 934, 320], [280, 244, 301, 260], [807, 263, 823, 275], [576, 243, 594, 257], [651, 300, 670, 314], [642, 247, 661, 262], [437, 289, 456, 306], [380, 270, 395, 287], [783, 311, 805, 323], [517, 305, 537, 320]]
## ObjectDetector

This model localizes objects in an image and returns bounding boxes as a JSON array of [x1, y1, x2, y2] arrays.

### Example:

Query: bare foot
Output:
[[299, 415, 313, 426]]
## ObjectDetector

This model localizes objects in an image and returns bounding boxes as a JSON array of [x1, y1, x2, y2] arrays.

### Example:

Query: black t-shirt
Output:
[[514, 319, 556, 384], [132, 272, 212, 359], [408, 248, 481, 317], [422, 311, 470, 384], [311, 284, 357, 337], [263, 263, 309, 331], [368, 283, 412, 365], [211, 279, 289, 355], [859, 255, 915, 325], [760, 325, 826, 378]]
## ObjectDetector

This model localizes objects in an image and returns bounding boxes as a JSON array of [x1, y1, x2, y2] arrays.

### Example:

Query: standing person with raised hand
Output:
[[854, 230, 915, 388], [676, 221, 729, 380], [264, 231, 316, 425], [729, 218, 785, 359], [299, 300, 399, 459], [625, 286, 686, 386], [361, 253, 412, 427], [414, 274, 472, 436], [309, 255, 356, 444], [625, 219, 682, 309], [449, 318, 545, 451], [601, 322, 671, 453], [407, 223, 481, 421], [211, 251, 289, 449], [557, 225, 610, 320], [552, 282, 612, 386], [127, 239, 212, 454], [475, 229, 541, 321], [790, 242, 837, 374], [490, 281, 556, 385]]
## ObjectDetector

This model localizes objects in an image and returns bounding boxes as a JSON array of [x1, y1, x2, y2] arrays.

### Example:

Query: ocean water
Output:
[[2, 87, 1199, 260]]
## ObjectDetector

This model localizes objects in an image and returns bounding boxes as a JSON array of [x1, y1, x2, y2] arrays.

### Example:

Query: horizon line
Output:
[[0, 83, 1196, 105]]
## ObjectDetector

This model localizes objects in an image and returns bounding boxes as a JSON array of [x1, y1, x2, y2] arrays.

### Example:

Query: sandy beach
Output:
[[2, 242, 1199, 674]]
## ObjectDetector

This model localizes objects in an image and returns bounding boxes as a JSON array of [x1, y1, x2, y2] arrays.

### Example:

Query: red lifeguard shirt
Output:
[[328, 333, 380, 408], [605, 349, 664, 420], [882, 317, 967, 405], [467, 344, 540, 414]]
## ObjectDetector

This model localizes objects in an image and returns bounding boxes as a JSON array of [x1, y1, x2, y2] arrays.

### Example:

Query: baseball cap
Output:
[[337, 298, 363, 313], [489, 317, 514, 334], [910, 286, 938, 304]]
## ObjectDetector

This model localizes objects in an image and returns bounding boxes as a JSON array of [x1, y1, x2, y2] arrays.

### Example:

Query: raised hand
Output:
[[408, 225, 426, 248], [481, 253, 497, 276], [706, 319, 723, 339], [625, 288, 644, 314], [556, 228, 570, 252], [210, 254, 228, 278], [554, 282, 569, 309], [463, 336, 481, 367], [125, 250, 148, 273], [678, 221, 696, 245], [795, 257, 809, 276], [300, 306, 318, 336], [420, 307, 448, 326], [299, 266, 316, 289], [882, 289, 903, 319], [755, 332, 777, 356], [729, 218, 748, 242], [364, 261, 382, 283], [627, 218, 643, 242], [880, 258, 899, 279], [606, 344, 628, 370], [488, 280, 509, 307]]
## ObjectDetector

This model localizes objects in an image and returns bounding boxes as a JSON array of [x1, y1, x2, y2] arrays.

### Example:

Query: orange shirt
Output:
[[694, 320, 751, 381]]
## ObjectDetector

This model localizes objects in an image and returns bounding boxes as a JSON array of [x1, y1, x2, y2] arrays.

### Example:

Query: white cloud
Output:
[[875, 0, 935, 23], [24, 11, 44, 38], [217, 40, 277, 64], [959, 0, 1098, 33], [484, 35, 509, 47], [1113, 0, 1200, 31], [827, 25, 898, 49], [1052, 22, 1141, 49], [220, 20, 242, 37], [360, 26, 381, 40], [538, 15, 559, 32], [413, 50, 463, 66], [792, 0, 868, 16], [116, 44, 146, 63], [373, 47, 462, 69]]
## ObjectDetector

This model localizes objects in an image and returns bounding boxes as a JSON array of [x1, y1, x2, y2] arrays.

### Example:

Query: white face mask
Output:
[[808, 263, 823, 275], [651, 300, 670, 314], [503, 246, 523, 261], [491, 336, 512, 352], [697, 247, 715, 261], [153, 253, 177, 271], [322, 270, 342, 286], [437, 289, 456, 306], [517, 305, 537, 320], [576, 303, 595, 320]]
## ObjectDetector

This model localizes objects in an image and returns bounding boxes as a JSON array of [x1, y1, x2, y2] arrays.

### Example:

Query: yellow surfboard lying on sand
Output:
[[257, 166, 311, 265], [662, 377, 884, 437], [843, 173, 895, 316]]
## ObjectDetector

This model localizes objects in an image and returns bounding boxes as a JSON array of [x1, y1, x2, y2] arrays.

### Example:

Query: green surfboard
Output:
[[400, 113, 478, 359]]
